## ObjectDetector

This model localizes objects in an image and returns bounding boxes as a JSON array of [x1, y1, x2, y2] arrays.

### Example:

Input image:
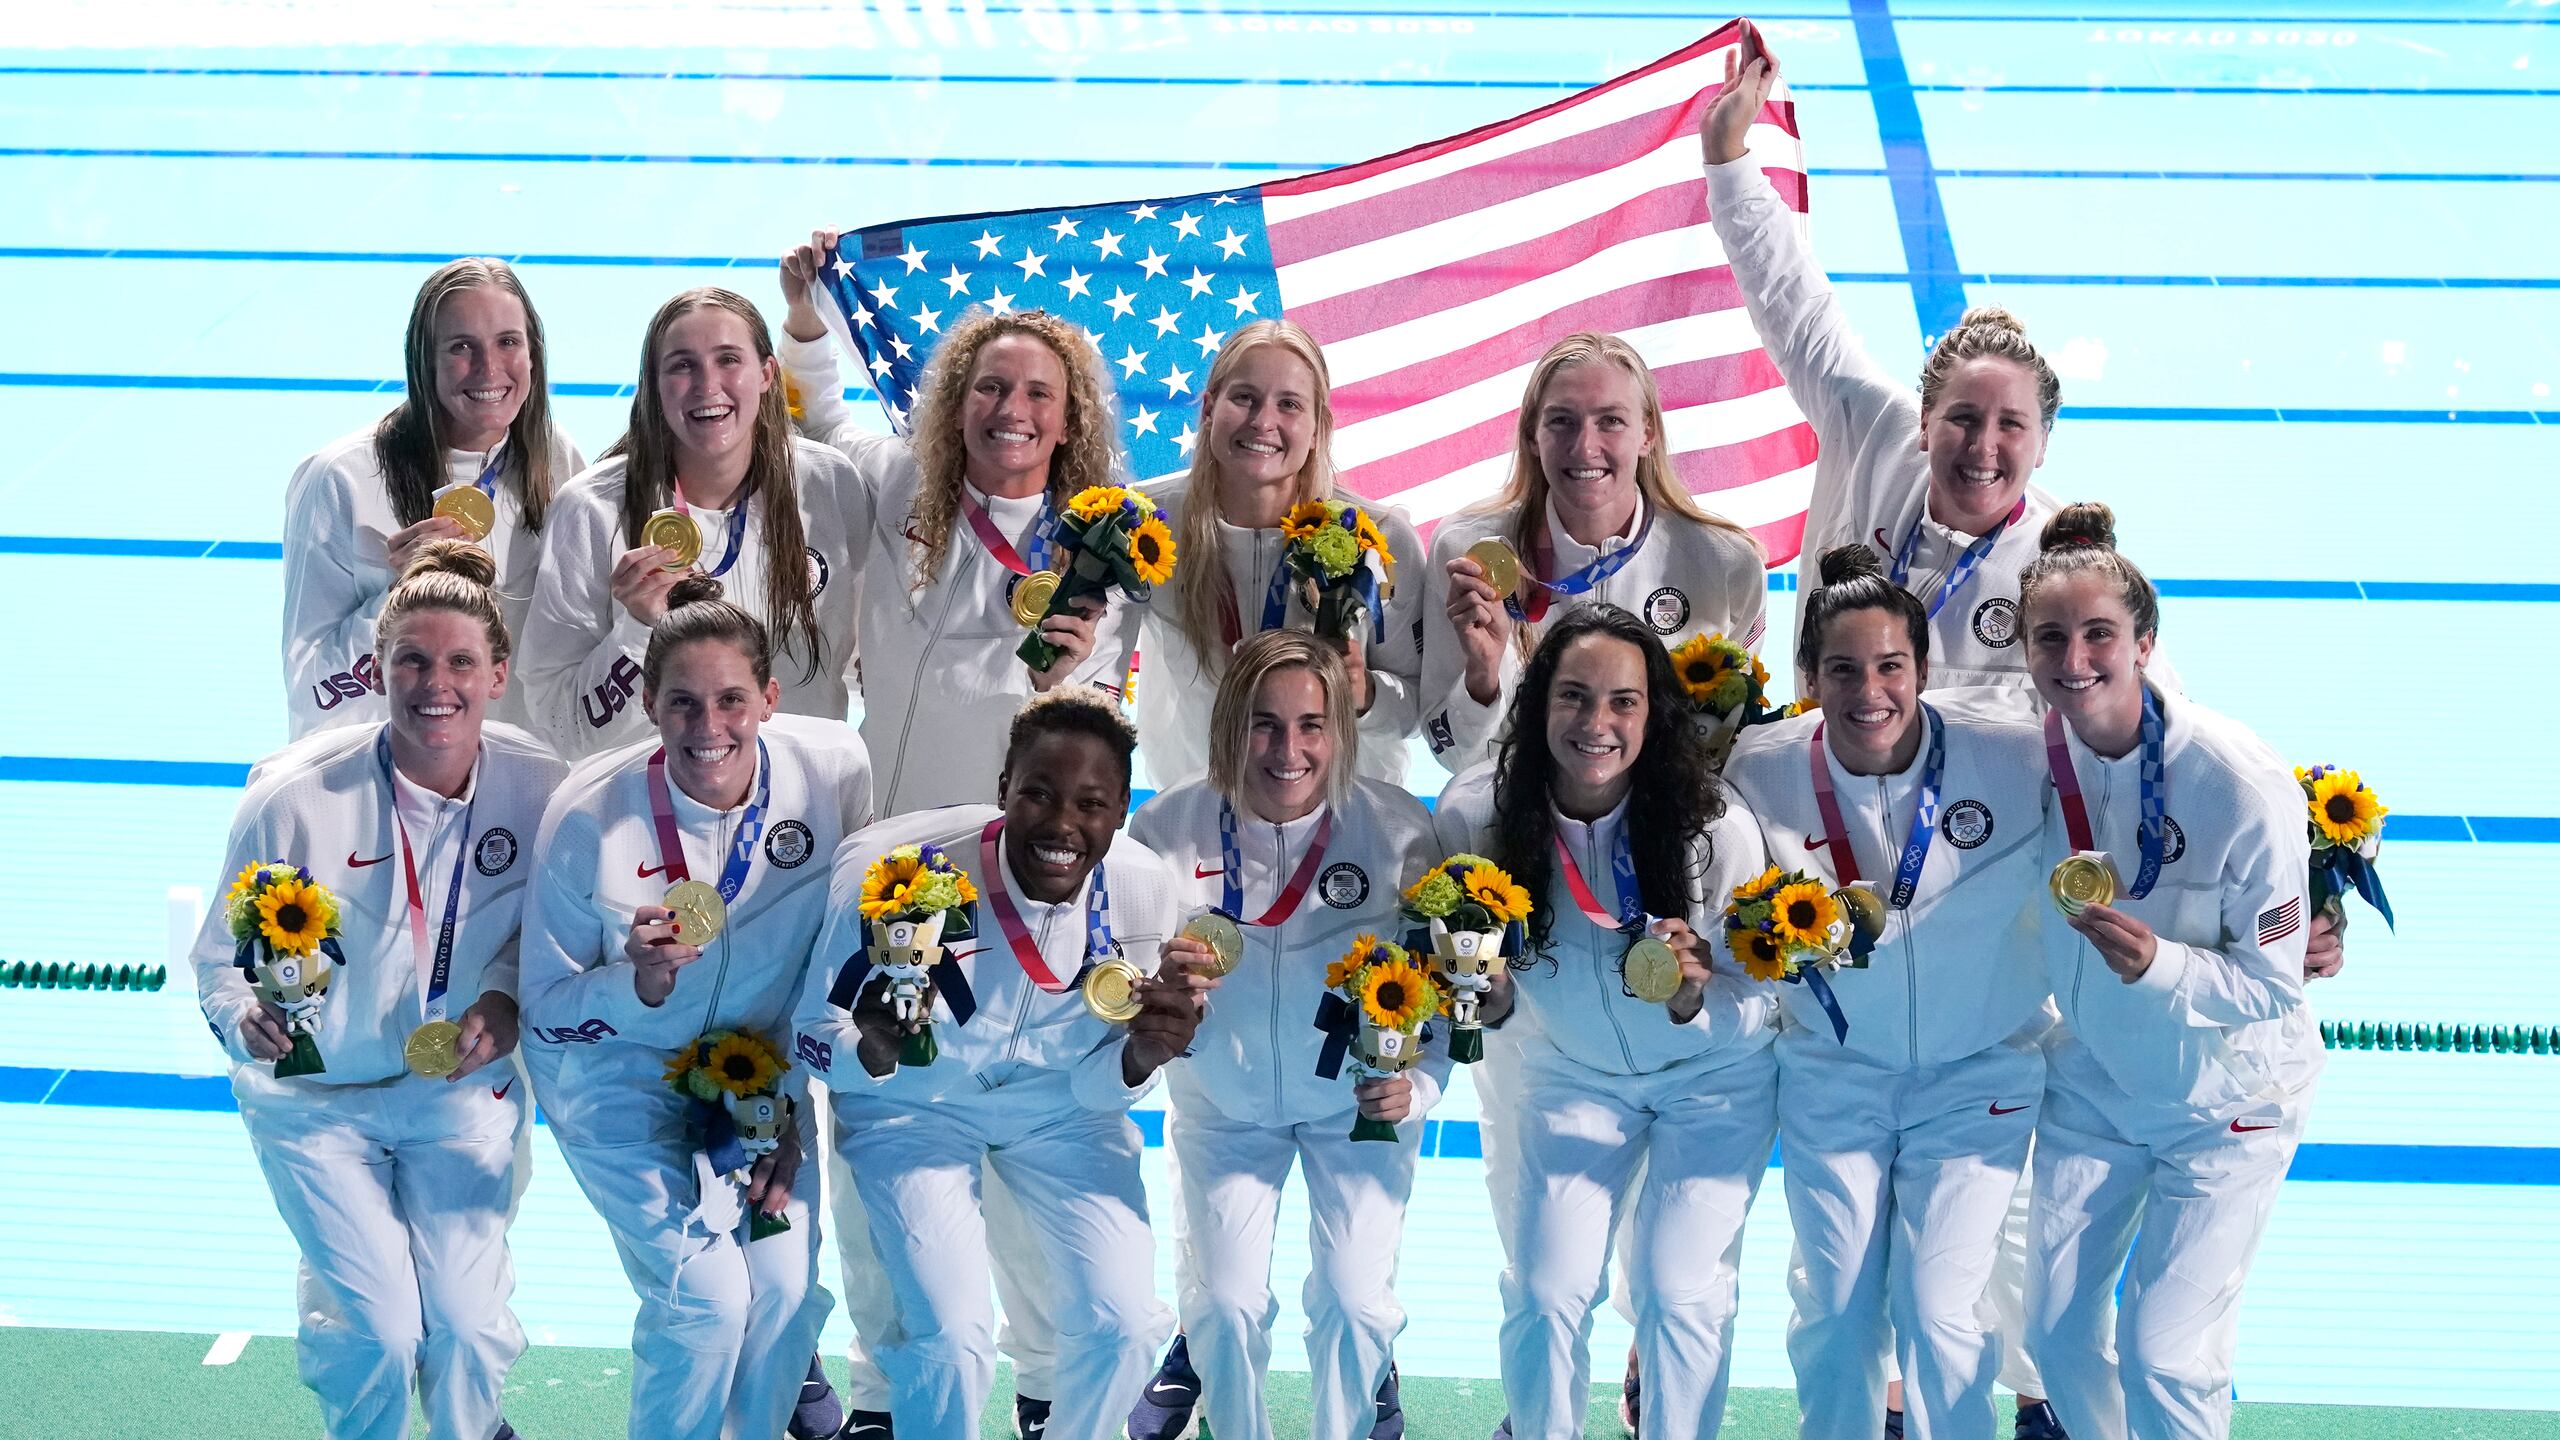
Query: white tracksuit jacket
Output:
[[2027, 689, 2320, 1440], [515, 445, 863, 761], [1721, 707, 2051, 1440], [778, 330, 1144, 817], [1130, 482, 1429, 790], [1434, 765, 1779, 1440], [518, 716, 871, 1440], [189, 720, 566, 1440], [1420, 497, 1768, 773], [1126, 778, 1441, 1440], [282, 429, 585, 738], [793, 805, 1179, 1440]]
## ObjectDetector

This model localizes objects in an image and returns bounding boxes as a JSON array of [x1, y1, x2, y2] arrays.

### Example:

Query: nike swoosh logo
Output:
[[1804, 835, 1831, 851], [850, 1427, 890, 1439], [492, 1078, 514, 1101], [1147, 1381, 1194, 1401], [2229, 1118, 2280, 1133], [1988, 1102, 2030, 1116], [637, 862, 670, 879], [1193, 864, 1226, 879], [348, 852, 390, 868]]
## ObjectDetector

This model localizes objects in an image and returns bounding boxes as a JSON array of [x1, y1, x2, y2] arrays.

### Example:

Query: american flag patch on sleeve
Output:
[[2256, 897, 2303, 946]]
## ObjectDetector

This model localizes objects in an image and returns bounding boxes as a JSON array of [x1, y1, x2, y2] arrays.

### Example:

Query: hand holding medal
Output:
[[625, 902, 705, 1008]]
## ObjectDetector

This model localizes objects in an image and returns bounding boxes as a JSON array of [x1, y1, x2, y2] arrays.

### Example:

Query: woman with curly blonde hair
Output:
[[1131, 320, 1429, 791], [779, 231, 1140, 818]]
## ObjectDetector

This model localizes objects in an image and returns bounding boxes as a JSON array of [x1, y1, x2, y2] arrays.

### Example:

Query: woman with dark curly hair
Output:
[[1431, 604, 1777, 1440]]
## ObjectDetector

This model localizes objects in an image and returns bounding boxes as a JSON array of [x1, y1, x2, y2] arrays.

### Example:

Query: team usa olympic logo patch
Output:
[[1971, 597, 2020, 648], [473, 828, 518, 876], [1319, 862, 1370, 909], [807, 547, 831, 596], [1941, 800, 1994, 849], [2157, 815, 2186, 865], [1642, 586, 1691, 634], [765, 819, 816, 869]]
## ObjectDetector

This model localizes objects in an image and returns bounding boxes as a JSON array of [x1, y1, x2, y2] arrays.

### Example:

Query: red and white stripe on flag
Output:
[[1260, 21, 1817, 563]]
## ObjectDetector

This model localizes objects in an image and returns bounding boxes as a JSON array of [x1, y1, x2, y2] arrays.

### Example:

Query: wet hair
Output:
[[605, 287, 821, 683], [642, 574, 774, 697], [2017, 501, 2160, 640], [375, 540, 510, 664], [1917, 305, 2061, 430], [904, 308, 1121, 591], [372, 258, 561, 532], [1002, 685, 1139, 797], [1171, 321, 1340, 673], [1207, 631, 1358, 810], [1488, 605, 1723, 956], [1795, 544, 1931, 680]]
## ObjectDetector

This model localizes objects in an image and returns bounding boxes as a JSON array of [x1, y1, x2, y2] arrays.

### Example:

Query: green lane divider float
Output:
[[2322, 1020, 2553, 1054], [0, 962, 170, 993]]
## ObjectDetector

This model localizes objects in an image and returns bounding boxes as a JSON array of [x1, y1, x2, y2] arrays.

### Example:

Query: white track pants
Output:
[[1883, 1153, 2047, 1401], [837, 1081, 1173, 1440], [1778, 1027, 2044, 1440], [2027, 1056, 2308, 1440], [237, 1070, 525, 1440], [1498, 1043, 1778, 1440], [1167, 1073, 1419, 1440], [550, 1101, 832, 1440]]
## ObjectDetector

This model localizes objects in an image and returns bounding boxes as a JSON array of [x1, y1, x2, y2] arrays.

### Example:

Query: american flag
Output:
[[816, 21, 1817, 561]]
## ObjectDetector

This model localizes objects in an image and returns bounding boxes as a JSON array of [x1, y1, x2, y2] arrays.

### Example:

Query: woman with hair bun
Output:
[[519, 286, 863, 762], [284, 258, 583, 737], [2015, 504, 2318, 1440], [519, 573, 875, 1440], [194, 540, 568, 1440], [1720, 545, 2052, 1440]]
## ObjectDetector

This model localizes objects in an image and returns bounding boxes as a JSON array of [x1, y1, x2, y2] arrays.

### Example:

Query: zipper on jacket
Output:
[[1581, 830, 1639, 1072], [887, 545, 969, 813], [1266, 820, 1286, 1118]]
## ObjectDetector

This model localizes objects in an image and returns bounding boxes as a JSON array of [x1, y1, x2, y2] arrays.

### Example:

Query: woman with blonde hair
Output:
[[283, 257, 582, 737], [517, 286, 862, 761], [1134, 320, 1428, 788], [1424, 330, 1769, 774]]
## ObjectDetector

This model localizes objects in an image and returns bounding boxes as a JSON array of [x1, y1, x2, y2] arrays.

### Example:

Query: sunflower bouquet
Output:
[[1722, 866, 1869, 1042], [1316, 934, 1442, 1141], [226, 861, 348, 1077], [1668, 632, 1776, 767], [1017, 484, 1178, 671], [857, 843, 981, 1066], [1280, 498, 1396, 644], [665, 1028, 797, 1239], [2297, 765, 2394, 928], [1401, 854, 1532, 1064]]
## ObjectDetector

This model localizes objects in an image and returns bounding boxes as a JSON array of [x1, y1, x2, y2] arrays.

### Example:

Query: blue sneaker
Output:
[[1369, 1365, 1404, 1440], [837, 1411, 893, 1440], [1618, 1346, 1641, 1436], [2013, 1400, 2070, 1440], [790, 1358, 844, 1440], [1489, 1418, 1513, 1440], [1016, 1394, 1051, 1440], [1883, 1408, 1904, 1440], [1125, 1334, 1202, 1440], [492, 1425, 518, 1440]]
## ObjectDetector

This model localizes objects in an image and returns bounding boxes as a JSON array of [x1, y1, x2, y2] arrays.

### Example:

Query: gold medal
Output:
[[2050, 852, 2118, 918], [1081, 954, 1145, 1024], [1181, 913, 1245, 979], [404, 1018, 465, 1078], [1010, 569, 1061, 627], [1464, 538, 1522, 598], [431, 485, 496, 542], [643, 509, 703, 571], [1622, 936, 1684, 1005], [1834, 884, 1887, 949], [662, 879, 727, 944]]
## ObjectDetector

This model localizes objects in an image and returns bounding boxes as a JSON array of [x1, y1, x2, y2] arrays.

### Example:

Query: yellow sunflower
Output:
[[704, 1032, 786, 1098], [783, 374, 805, 422], [1351, 511, 1395, 574], [2308, 769, 2386, 847], [1281, 499, 1332, 541], [1358, 953, 1440, 1031], [1325, 955, 1360, 990], [1461, 863, 1532, 925], [860, 850, 926, 920], [228, 860, 265, 904], [661, 1038, 708, 1089], [1768, 882, 1839, 949], [1734, 927, 1789, 983], [1068, 485, 1133, 523], [1737, 866, 1786, 901], [1128, 516, 1177, 587], [256, 877, 333, 955]]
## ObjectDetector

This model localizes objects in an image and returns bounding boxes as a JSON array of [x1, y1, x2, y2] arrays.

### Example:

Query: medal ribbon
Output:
[[979, 818, 1113, 994], [670, 477, 751, 579], [1506, 503, 1656, 623], [645, 738, 771, 904], [2043, 686, 2168, 901], [1217, 800, 1336, 928], [1809, 705, 1946, 911], [1888, 496, 2026, 621], [962, 487, 1058, 577], [470, 440, 507, 498], [376, 732, 476, 1023], [1218, 543, 1300, 651], [1551, 821, 1645, 936]]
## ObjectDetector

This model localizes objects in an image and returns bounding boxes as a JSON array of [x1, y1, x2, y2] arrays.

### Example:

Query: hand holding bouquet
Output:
[[1017, 485, 1177, 672]]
